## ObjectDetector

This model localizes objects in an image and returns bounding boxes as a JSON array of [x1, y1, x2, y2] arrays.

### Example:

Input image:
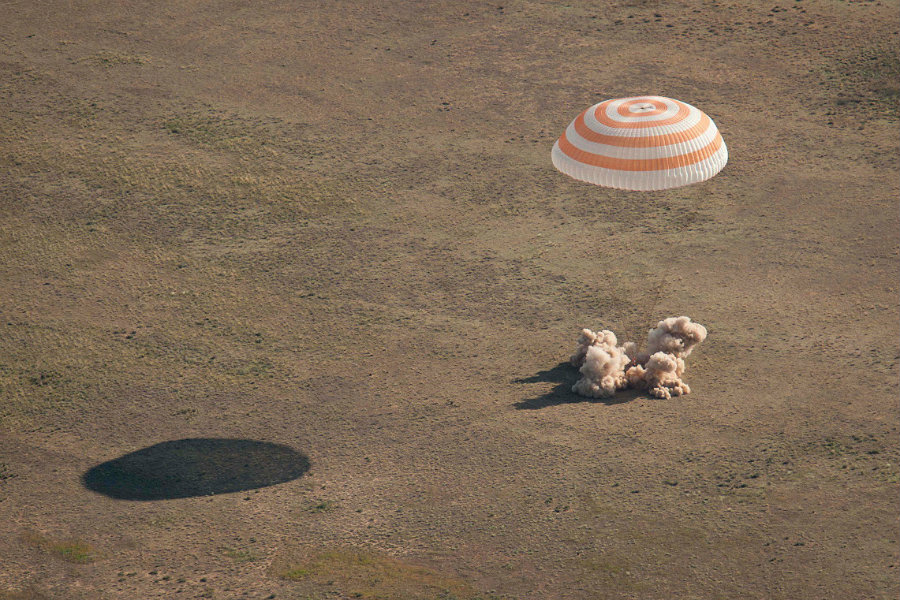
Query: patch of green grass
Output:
[[226, 357, 274, 378], [148, 514, 178, 528], [51, 540, 95, 563], [223, 547, 260, 563], [304, 500, 339, 513], [23, 531, 98, 564], [273, 548, 488, 600]]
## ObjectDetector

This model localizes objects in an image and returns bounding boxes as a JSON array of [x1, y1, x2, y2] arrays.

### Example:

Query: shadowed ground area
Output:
[[514, 361, 645, 409], [82, 439, 309, 500]]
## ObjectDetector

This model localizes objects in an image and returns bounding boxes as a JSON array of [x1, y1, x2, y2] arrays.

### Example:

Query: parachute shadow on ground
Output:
[[514, 362, 642, 409], [82, 438, 310, 501]]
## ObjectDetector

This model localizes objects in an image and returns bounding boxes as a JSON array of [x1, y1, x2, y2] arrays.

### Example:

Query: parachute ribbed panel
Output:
[[551, 96, 728, 191]]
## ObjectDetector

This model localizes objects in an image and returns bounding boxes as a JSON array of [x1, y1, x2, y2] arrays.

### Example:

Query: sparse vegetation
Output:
[[223, 547, 260, 563], [79, 50, 148, 66], [0, 463, 15, 482], [303, 499, 339, 513], [273, 549, 489, 600], [23, 531, 98, 564], [161, 113, 261, 153], [1, 1, 896, 598], [818, 42, 900, 116], [0, 588, 50, 600], [576, 554, 647, 592]]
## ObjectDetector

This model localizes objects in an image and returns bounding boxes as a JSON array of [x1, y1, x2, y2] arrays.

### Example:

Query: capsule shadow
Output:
[[82, 438, 310, 500]]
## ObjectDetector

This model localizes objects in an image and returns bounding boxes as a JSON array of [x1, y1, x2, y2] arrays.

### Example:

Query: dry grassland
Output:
[[1, 1, 898, 598]]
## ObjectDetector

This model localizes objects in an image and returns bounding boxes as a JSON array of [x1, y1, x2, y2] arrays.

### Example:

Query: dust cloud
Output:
[[571, 316, 707, 400]]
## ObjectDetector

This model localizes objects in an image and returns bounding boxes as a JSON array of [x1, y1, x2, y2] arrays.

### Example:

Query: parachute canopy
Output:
[[551, 96, 727, 191]]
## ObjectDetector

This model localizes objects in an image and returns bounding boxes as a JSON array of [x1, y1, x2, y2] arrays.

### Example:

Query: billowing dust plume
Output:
[[570, 329, 630, 398], [571, 317, 707, 400]]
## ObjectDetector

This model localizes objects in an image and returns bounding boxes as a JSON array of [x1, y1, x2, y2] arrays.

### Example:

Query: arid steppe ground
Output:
[[1, 1, 898, 598]]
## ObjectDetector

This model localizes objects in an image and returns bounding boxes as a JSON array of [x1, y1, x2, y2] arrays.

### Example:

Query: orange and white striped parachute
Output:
[[551, 96, 727, 191]]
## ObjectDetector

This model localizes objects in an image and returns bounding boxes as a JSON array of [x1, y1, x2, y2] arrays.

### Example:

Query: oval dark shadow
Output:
[[82, 438, 310, 501]]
